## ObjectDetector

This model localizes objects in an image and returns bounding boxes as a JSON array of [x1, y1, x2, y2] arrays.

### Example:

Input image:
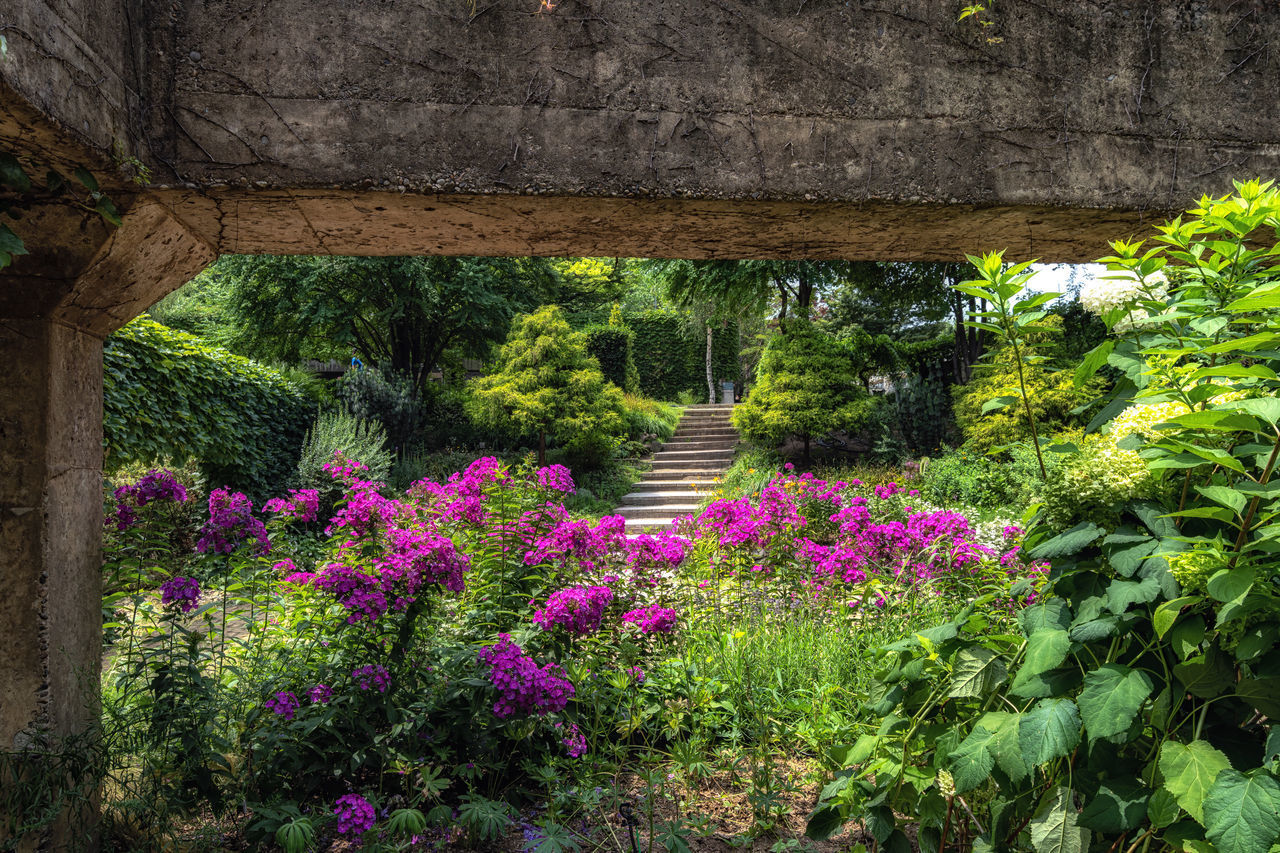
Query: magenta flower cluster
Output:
[[333, 793, 376, 835], [265, 691, 300, 720], [196, 488, 270, 555], [477, 634, 574, 718], [263, 488, 320, 523], [535, 464, 575, 493], [533, 585, 614, 635], [622, 605, 679, 635], [308, 683, 333, 704], [556, 721, 587, 758], [160, 576, 200, 613], [107, 469, 188, 531], [352, 664, 391, 693]]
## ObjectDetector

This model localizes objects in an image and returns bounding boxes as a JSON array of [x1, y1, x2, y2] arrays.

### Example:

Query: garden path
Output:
[[615, 404, 738, 535]]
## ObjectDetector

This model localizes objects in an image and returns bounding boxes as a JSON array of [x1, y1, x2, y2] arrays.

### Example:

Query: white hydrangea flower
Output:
[[1081, 271, 1169, 332], [1106, 400, 1191, 441]]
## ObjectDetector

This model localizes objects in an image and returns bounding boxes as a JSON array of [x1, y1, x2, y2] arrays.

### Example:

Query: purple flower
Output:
[[107, 469, 188, 530], [477, 634, 574, 718], [196, 488, 270, 555], [622, 605, 678, 636], [308, 684, 333, 704], [333, 793, 376, 836], [535, 464, 575, 493], [556, 721, 587, 758], [160, 576, 200, 613], [264, 488, 321, 523], [352, 664, 391, 693], [265, 691, 300, 720], [533, 586, 613, 635], [627, 666, 646, 684]]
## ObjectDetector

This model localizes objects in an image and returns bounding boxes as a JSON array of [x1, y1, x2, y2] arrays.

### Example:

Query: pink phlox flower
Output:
[[535, 463, 575, 493], [264, 488, 321, 522], [352, 664, 391, 693], [265, 691, 300, 720], [333, 793, 376, 836], [160, 576, 200, 613], [622, 604, 679, 635], [533, 585, 614, 635], [477, 634, 574, 718], [196, 487, 270, 555]]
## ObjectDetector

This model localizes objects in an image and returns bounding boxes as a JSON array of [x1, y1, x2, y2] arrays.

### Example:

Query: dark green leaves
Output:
[[1018, 699, 1080, 768], [948, 646, 1008, 699], [1028, 522, 1103, 561], [1028, 787, 1089, 853], [1202, 770, 1280, 853], [1078, 779, 1150, 834], [1077, 664, 1153, 742]]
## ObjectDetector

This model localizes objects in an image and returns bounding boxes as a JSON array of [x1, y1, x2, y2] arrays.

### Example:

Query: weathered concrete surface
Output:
[[6, 0, 1280, 261]]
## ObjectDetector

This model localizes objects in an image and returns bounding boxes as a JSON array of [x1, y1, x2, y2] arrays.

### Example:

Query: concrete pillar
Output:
[[0, 318, 104, 848]]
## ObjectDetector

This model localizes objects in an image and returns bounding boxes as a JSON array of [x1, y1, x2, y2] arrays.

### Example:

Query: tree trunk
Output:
[[952, 291, 966, 383], [538, 430, 546, 466], [802, 434, 811, 467], [705, 322, 716, 404]]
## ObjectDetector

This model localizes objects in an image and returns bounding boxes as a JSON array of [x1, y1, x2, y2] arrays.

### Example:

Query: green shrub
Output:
[[468, 305, 626, 467], [104, 317, 315, 498], [919, 444, 1055, 513], [953, 317, 1102, 452], [733, 321, 881, 463], [336, 367, 422, 453], [295, 409, 392, 497], [626, 310, 738, 400], [583, 324, 636, 391]]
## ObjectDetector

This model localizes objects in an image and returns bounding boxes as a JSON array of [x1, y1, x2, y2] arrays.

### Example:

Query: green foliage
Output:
[[625, 310, 737, 401], [0, 149, 123, 269], [919, 444, 1056, 513], [335, 367, 421, 453], [811, 179, 1280, 853], [620, 393, 680, 442], [469, 305, 626, 465], [733, 321, 882, 460], [954, 317, 1102, 453], [892, 378, 955, 454], [204, 255, 557, 390], [583, 323, 636, 391], [104, 317, 315, 498], [295, 409, 392, 495], [822, 262, 959, 339]]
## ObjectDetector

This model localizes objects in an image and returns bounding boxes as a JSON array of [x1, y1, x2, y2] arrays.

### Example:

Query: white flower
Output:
[[1081, 271, 1169, 332]]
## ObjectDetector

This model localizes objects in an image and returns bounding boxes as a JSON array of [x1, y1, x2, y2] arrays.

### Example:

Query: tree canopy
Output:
[[189, 255, 559, 391]]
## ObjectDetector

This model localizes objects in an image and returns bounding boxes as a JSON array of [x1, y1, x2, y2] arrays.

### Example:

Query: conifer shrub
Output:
[[733, 320, 881, 463], [468, 305, 626, 466]]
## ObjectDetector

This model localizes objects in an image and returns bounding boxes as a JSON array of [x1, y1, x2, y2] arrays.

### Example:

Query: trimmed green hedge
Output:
[[104, 317, 316, 498], [626, 310, 738, 400], [584, 324, 635, 391]]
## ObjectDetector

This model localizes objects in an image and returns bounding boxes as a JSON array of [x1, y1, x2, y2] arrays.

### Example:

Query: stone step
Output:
[[642, 468, 726, 480], [628, 479, 719, 492], [615, 503, 704, 519], [672, 427, 737, 436], [651, 453, 735, 468], [662, 439, 738, 451], [624, 519, 681, 534], [619, 489, 715, 506]]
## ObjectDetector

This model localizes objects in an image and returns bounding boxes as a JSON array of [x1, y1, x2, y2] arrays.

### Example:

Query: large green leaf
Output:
[[1078, 664, 1154, 742], [950, 722, 999, 793], [1236, 677, 1280, 719], [1028, 787, 1088, 853], [1021, 599, 1072, 634], [1154, 596, 1201, 637], [1203, 770, 1280, 853], [1106, 575, 1161, 615], [1029, 523, 1103, 561], [1159, 740, 1232, 824], [1207, 567, 1254, 603], [1173, 650, 1235, 698], [949, 646, 1008, 699], [1019, 699, 1081, 768], [1078, 779, 1151, 834], [1023, 629, 1071, 676]]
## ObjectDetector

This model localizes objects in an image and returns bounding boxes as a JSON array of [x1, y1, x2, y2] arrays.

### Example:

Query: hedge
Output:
[[104, 317, 316, 498], [626, 310, 738, 401], [583, 324, 635, 391]]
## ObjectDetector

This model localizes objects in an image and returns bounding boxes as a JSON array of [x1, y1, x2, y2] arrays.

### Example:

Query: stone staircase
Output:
[[615, 404, 738, 535]]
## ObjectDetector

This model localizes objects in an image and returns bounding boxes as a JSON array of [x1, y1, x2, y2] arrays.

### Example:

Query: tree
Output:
[[468, 305, 626, 465], [199, 255, 558, 393], [821, 262, 957, 339], [732, 320, 882, 465]]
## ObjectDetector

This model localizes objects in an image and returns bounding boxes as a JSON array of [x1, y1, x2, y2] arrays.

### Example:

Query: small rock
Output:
[[189, 50, 202, 61]]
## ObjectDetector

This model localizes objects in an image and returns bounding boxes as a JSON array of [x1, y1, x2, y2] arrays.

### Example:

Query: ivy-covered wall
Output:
[[626, 310, 738, 401], [104, 317, 316, 497]]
